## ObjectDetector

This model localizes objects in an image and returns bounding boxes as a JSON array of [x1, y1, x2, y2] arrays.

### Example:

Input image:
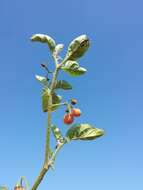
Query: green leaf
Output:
[[35, 75, 48, 86], [62, 60, 87, 76], [51, 125, 64, 143], [49, 148, 54, 158], [30, 34, 56, 51], [42, 88, 62, 112], [42, 88, 50, 112], [54, 44, 64, 55], [66, 123, 104, 141], [66, 34, 90, 61], [52, 93, 62, 111], [55, 80, 72, 90], [0, 186, 8, 190]]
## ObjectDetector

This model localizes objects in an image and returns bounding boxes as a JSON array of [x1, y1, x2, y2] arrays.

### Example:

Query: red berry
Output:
[[63, 113, 74, 125], [71, 108, 81, 117]]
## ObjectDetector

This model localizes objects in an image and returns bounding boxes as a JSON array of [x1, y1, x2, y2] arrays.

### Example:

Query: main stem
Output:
[[30, 54, 69, 190], [30, 66, 59, 190]]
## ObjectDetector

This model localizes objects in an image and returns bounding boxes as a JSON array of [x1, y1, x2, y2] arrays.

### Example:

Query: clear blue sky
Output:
[[0, 0, 143, 189]]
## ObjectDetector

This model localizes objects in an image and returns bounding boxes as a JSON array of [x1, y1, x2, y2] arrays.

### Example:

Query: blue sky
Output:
[[0, 0, 143, 189]]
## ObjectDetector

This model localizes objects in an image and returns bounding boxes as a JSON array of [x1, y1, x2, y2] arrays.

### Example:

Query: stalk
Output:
[[30, 54, 70, 190], [30, 93, 52, 190]]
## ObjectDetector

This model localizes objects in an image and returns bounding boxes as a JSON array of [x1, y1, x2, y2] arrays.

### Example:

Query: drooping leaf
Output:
[[55, 80, 72, 90], [42, 88, 62, 112], [66, 34, 90, 61], [62, 60, 87, 76], [35, 75, 48, 86], [66, 123, 104, 141], [51, 125, 64, 143], [30, 34, 56, 51]]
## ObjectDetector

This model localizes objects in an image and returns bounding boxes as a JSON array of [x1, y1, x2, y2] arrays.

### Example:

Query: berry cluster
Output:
[[63, 99, 81, 125]]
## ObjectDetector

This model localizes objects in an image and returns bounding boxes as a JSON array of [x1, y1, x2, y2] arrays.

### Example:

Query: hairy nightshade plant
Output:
[[0, 34, 104, 190]]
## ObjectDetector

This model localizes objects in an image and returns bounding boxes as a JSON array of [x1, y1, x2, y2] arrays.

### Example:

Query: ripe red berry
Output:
[[63, 113, 74, 125], [71, 108, 81, 117]]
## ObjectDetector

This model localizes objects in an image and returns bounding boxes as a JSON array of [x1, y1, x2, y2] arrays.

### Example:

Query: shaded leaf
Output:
[[62, 60, 87, 76], [31, 34, 56, 51], [66, 34, 90, 61], [66, 123, 104, 141], [42, 88, 62, 112], [55, 80, 72, 90]]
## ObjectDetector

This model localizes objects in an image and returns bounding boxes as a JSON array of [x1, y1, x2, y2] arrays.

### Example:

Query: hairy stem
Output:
[[31, 94, 52, 190], [31, 73, 58, 190], [31, 166, 49, 190], [31, 54, 69, 190]]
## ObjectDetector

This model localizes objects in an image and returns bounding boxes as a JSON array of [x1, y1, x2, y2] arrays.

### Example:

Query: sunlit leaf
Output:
[[51, 125, 64, 143], [31, 34, 56, 51], [35, 75, 48, 86], [66, 123, 104, 141], [62, 60, 87, 76], [66, 34, 90, 60], [54, 44, 64, 55]]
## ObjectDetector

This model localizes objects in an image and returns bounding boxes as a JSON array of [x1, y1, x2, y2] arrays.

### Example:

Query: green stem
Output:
[[51, 101, 68, 108], [31, 166, 49, 190], [31, 96, 52, 190], [31, 54, 70, 190], [19, 176, 30, 190], [44, 95, 52, 168], [49, 143, 64, 165]]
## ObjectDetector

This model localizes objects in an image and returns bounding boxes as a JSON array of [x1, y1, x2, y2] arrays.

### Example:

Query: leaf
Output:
[[55, 80, 72, 90], [0, 186, 8, 190], [42, 88, 62, 112], [42, 88, 50, 112], [51, 125, 64, 143], [52, 93, 62, 111], [49, 148, 54, 158], [66, 123, 104, 141], [30, 34, 56, 51], [35, 75, 48, 86], [62, 60, 87, 76], [54, 44, 64, 55], [66, 34, 90, 61]]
